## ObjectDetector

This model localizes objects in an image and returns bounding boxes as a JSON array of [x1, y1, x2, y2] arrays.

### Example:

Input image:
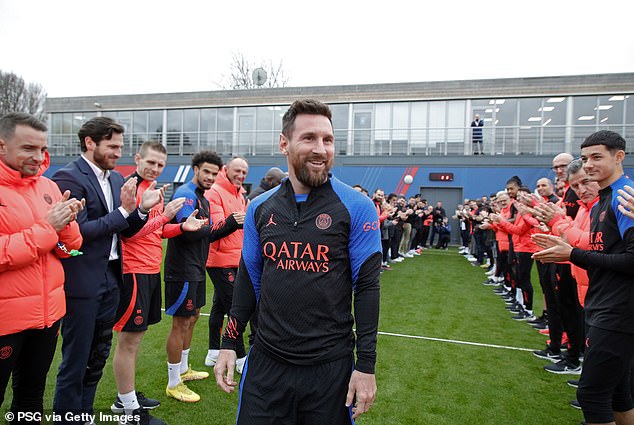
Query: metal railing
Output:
[[47, 124, 634, 157]]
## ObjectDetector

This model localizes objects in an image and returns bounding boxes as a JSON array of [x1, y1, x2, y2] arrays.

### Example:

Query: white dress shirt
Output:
[[81, 155, 129, 261]]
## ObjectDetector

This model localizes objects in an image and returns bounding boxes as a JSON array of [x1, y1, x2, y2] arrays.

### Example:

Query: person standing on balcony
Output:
[[471, 114, 484, 155]]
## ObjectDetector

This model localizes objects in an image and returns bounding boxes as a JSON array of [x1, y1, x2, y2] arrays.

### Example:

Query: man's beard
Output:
[[93, 148, 115, 170], [292, 155, 330, 188]]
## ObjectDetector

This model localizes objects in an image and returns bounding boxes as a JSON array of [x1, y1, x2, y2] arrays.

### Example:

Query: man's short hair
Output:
[[78, 117, 124, 153], [192, 150, 223, 169], [581, 130, 626, 153], [566, 158, 584, 179], [281, 99, 332, 139], [0, 112, 47, 140], [138, 140, 166, 157], [506, 175, 522, 187]]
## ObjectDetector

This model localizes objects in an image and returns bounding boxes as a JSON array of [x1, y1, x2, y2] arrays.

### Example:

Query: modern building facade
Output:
[[45, 72, 634, 201]]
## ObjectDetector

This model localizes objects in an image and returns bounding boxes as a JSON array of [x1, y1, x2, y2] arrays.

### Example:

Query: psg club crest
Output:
[[315, 213, 332, 230], [134, 316, 144, 326], [44, 194, 53, 204], [0, 346, 12, 360], [599, 211, 606, 222]]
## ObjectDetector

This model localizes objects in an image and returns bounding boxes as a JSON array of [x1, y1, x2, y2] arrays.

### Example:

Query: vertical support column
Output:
[[161, 109, 167, 147], [465, 99, 472, 155], [565, 96, 573, 153]]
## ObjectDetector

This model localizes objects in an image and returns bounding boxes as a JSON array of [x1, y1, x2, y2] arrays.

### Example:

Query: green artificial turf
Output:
[[2, 248, 584, 424]]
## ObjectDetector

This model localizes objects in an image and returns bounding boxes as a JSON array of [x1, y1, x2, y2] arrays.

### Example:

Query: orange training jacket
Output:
[[550, 197, 598, 306], [205, 167, 247, 268], [0, 153, 82, 336]]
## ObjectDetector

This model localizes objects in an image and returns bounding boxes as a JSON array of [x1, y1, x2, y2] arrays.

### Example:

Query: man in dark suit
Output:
[[52, 117, 162, 422], [471, 114, 484, 155]]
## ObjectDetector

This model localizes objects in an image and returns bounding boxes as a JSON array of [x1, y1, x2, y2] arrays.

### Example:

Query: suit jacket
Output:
[[52, 157, 146, 298], [471, 119, 484, 140]]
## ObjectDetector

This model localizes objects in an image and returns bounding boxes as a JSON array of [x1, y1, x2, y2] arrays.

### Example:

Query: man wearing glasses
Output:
[[539, 153, 584, 375]]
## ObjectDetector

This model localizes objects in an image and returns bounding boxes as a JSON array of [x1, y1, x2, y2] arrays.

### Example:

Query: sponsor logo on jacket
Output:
[[589, 231, 604, 251], [263, 241, 330, 272]]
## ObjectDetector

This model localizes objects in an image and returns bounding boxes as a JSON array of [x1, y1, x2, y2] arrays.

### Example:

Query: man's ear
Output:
[[279, 133, 288, 155], [85, 136, 96, 151], [0, 138, 6, 155]]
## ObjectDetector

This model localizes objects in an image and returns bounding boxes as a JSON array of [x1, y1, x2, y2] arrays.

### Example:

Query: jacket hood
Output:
[[0, 150, 50, 187], [214, 167, 246, 196]]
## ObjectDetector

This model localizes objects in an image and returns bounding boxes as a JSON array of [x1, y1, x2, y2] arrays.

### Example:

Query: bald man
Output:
[[247, 167, 286, 200], [536, 177, 558, 204], [204, 157, 249, 372]]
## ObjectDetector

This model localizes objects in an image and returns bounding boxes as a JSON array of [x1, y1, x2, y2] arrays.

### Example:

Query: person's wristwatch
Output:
[[138, 205, 150, 215]]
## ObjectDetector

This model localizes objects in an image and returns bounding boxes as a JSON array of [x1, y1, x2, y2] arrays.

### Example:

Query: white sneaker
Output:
[[236, 356, 246, 374], [485, 269, 496, 276], [392, 257, 404, 263], [466, 255, 476, 261], [404, 253, 414, 258], [205, 349, 219, 367]]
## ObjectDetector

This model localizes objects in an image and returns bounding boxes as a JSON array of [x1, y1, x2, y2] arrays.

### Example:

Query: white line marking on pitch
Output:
[[377, 330, 534, 352], [162, 310, 534, 352]]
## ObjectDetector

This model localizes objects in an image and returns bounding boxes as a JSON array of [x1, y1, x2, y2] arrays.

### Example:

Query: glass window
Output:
[[51, 113, 63, 134], [236, 107, 255, 155], [330, 104, 348, 155], [410, 102, 428, 155], [446, 101, 466, 154], [183, 109, 199, 153], [166, 110, 183, 154], [374, 103, 390, 155], [428, 101, 445, 154], [625, 95, 634, 141], [200, 108, 217, 151], [133, 111, 148, 134], [597, 95, 624, 131], [149, 110, 163, 133], [167, 109, 183, 131], [130, 111, 149, 152], [148, 110, 163, 144], [392, 102, 409, 154], [492, 98, 517, 155], [352, 104, 373, 155], [217, 108, 234, 155], [540, 97, 566, 155], [183, 109, 199, 132], [255, 106, 276, 154], [518, 98, 543, 154], [71, 112, 85, 133], [572, 96, 598, 147]]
